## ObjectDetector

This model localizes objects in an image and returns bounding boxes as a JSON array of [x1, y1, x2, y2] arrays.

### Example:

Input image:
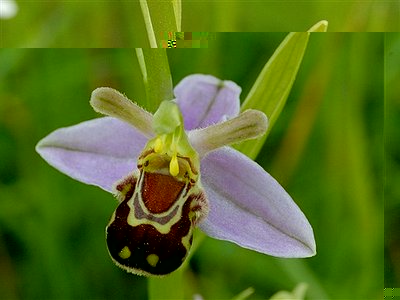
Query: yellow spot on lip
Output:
[[119, 246, 131, 259], [147, 254, 159, 267]]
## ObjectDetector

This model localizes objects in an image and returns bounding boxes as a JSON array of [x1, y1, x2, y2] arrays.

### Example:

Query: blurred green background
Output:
[[0, 33, 384, 299], [385, 33, 400, 289], [0, 1, 398, 47]]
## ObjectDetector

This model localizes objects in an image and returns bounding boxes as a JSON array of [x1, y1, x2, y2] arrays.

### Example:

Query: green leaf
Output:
[[235, 32, 309, 159], [153, 101, 182, 134], [139, 0, 181, 47], [136, 49, 173, 113], [307, 20, 329, 32], [236, 21, 328, 159]]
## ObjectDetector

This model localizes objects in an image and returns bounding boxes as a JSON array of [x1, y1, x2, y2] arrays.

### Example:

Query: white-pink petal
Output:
[[174, 74, 241, 130], [36, 117, 146, 192], [199, 147, 316, 257]]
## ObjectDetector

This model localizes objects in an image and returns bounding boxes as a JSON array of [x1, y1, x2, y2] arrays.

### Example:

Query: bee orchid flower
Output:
[[36, 74, 316, 276]]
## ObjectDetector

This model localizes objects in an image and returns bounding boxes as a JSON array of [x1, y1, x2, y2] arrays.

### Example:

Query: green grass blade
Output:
[[236, 21, 328, 159], [236, 32, 310, 159], [140, 0, 180, 47]]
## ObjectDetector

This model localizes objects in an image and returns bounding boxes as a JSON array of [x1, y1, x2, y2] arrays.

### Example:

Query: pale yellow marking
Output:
[[146, 254, 159, 267], [118, 246, 131, 259], [126, 185, 185, 234], [181, 228, 192, 253]]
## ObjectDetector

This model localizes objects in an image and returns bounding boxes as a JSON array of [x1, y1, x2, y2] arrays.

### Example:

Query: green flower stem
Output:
[[148, 230, 205, 299], [136, 49, 173, 113], [139, 0, 181, 47], [148, 270, 184, 299]]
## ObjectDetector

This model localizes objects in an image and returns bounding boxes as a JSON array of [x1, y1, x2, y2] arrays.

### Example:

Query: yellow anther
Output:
[[169, 154, 179, 177], [154, 137, 163, 153]]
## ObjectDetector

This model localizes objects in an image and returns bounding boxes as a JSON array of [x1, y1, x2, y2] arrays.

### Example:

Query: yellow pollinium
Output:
[[154, 137, 163, 153], [152, 136, 180, 177], [138, 100, 200, 181], [169, 154, 179, 177]]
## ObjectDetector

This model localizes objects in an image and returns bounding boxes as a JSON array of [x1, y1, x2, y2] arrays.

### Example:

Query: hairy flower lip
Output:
[[36, 74, 316, 258]]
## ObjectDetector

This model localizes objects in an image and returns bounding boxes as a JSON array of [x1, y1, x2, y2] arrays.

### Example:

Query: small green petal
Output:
[[153, 101, 182, 135], [143, 100, 199, 179]]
